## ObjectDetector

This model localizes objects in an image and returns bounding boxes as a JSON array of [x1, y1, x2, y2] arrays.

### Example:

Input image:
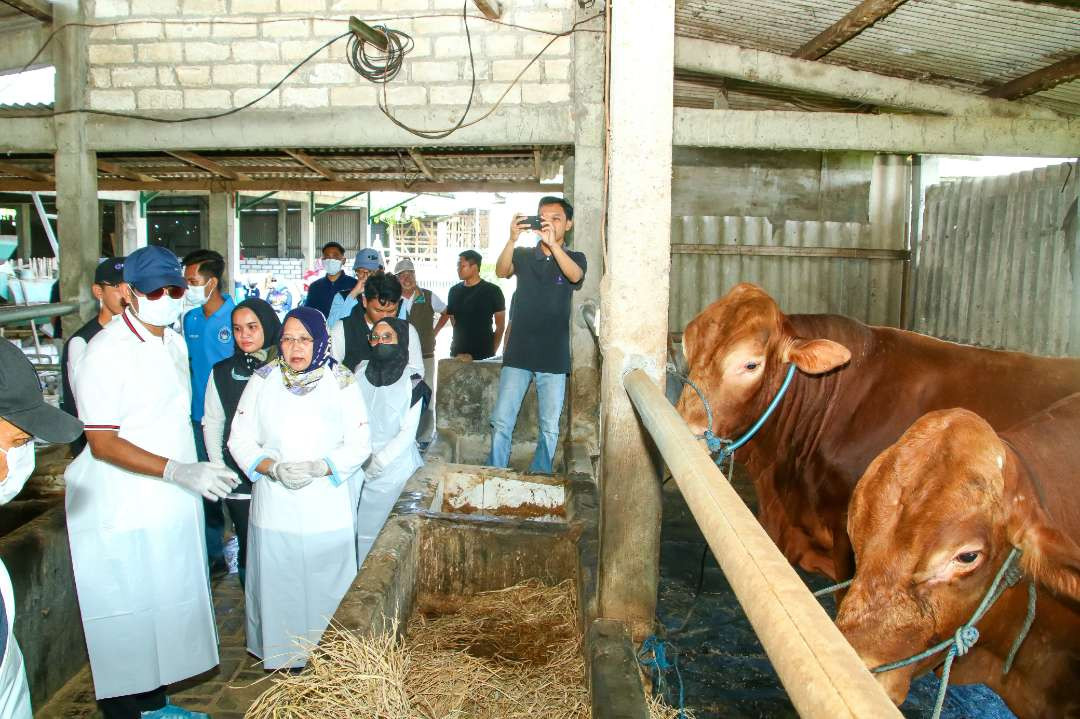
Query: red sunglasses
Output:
[[143, 286, 185, 300]]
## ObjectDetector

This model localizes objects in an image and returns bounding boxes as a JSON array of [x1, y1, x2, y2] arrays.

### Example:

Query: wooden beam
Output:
[[0, 0, 52, 22], [472, 0, 501, 20], [165, 151, 251, 181], [406, 148, 438, 182], [793, 0, 909, 60], [283, 149, 342, 181], [532, 148, 542, 180], [985, 54, 1080, 100], [0, 179, 564, 192], [97, 159, 158, 183], [0, 160, 53, 183]]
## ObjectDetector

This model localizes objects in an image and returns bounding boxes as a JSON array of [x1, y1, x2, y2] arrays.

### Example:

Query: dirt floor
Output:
[[34, 571, 268, 719], [654, 465, 1018, 719]]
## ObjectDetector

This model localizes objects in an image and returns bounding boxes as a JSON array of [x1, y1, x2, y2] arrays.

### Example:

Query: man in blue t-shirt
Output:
[[182, 249, 236, 577], [488, 197, 586, 474], [304, 242, 358, 317]]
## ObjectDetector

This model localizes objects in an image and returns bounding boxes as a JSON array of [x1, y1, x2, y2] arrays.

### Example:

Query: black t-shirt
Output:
[[446, 279, 506, 360], [503, 243, 587, 374]]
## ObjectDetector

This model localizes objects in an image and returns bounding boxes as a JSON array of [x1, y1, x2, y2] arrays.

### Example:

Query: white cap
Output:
[[394, 258, 415, 274]]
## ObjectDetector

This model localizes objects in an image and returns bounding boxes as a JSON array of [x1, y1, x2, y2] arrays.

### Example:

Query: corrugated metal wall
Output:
[[911, 162, 1080, 356], [316, 210, 365, 252]]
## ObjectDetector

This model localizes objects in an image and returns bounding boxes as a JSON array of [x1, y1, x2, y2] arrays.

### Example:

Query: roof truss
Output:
[[793, 0, 910, 60]]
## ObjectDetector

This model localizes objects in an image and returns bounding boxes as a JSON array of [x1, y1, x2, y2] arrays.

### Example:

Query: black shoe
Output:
[[209, 558, 228, 579]]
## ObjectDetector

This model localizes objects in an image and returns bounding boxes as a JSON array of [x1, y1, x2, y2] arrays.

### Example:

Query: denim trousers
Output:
[[486, 366, 566, 473]]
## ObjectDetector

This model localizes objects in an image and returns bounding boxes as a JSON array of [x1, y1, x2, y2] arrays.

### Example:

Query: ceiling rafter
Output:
[[0, 160, 52, 183], [0, 0, 51, 23], [97, 159, 158, 183], [283, 149, 342, 181], [0, 179, 563, 193], [472, 0, 502, 20], [165, 151, 251, 181], [407, 148, 439, 182], [533, 148, 542, 180], [793, 0, 910, 60], [985, 54, 1080, 100]]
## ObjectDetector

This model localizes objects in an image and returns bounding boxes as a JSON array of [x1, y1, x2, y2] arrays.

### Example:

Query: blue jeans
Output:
[[486, 367, 566, 474]]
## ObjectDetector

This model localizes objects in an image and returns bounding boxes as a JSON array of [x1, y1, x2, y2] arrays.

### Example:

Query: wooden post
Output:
[[276, 199, 288, 257], [622, 369, 903, 719], [597, 0, 674, 639]]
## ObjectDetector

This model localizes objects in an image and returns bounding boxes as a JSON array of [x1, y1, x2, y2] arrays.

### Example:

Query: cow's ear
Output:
[[1007, 478, 1080, 601], [784, 338, 851, 375]]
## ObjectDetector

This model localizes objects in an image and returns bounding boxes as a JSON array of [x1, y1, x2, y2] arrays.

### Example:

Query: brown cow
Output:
[[836, 401, 1080, 719], [675, 283, 1080, 580]]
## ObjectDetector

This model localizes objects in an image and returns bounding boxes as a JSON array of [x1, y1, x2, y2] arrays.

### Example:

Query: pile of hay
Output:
[[245, 579, 691, 719]]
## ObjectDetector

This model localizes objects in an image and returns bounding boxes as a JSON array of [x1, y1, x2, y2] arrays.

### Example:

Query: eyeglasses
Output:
[[281, 335, 314, 346], [144, 286, 185, 300], [369, 331, 395, 343]]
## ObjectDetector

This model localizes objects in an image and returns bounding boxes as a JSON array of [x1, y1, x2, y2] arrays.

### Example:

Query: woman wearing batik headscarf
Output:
[[228, 306, 371, 670], [202, 298, 282, 587], [355, 317, 428, 567]]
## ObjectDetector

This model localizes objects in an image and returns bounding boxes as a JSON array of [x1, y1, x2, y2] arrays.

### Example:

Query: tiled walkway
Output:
[[35, 573, 268, 719]]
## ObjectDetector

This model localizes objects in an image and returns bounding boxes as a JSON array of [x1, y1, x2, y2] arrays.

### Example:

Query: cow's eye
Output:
[[955, 551, 979, 564]]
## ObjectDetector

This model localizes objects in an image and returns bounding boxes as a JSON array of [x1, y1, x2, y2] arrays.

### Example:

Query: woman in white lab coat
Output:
[[355, 317, 427, 568], [228, 307, 370, 670]]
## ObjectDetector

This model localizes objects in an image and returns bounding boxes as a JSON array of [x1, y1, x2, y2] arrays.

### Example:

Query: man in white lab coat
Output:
[[0, 339, 84, 718], [65, 246, 238, 719]]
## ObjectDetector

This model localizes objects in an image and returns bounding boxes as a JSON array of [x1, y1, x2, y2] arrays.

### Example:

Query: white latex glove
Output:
[[267, 460, 326, 490], [364, 453, 387, 478], [163, 460, 239, 501]]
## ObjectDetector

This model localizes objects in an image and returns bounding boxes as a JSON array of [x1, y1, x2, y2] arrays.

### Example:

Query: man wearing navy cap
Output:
[[0, 340, 84, 717], [60, 256, 126, 454], [64, 245, 237, 719]]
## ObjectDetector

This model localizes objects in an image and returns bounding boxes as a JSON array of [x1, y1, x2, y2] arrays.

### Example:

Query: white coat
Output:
[[0, 560, 31, 719], [64, 311, 218, 699], [228, 361, 371, 669], [356, 363, 423, 568]]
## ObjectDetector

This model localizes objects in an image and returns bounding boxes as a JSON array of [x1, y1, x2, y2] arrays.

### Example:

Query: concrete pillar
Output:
[[53, 0, 99, 338], [208, 192, 238, 296], [300, 197, 314, 270], [567, 1, 606, 464], [116, 200, 147, 255], [276, 199, 288, 257], [16, 204, 32, 259], [597, 0, 674, 639]]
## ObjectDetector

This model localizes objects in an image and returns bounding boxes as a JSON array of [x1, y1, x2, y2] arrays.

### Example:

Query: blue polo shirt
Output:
[[304, 273, 358, 317], [183, 296, 236, 421]]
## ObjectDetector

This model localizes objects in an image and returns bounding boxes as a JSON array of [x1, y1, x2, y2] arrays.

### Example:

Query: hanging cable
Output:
[[345, 22, 413, 84]]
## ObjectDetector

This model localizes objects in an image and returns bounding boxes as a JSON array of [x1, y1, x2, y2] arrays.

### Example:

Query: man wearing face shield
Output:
[[0, 340, 84, 717], [64, 245, 239, 719]]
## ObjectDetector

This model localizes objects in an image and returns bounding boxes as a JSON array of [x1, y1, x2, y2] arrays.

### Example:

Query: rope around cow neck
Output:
[[863, 547, 1036, 719], [668, 363, 798, 466]]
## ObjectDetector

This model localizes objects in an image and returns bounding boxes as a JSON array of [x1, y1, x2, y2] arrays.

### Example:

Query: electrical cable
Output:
[[345, 23, 413, 84]]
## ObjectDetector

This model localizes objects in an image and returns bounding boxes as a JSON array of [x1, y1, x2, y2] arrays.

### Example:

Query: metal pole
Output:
[[31, 192, 59, 257], [621, 369, 903, 719]]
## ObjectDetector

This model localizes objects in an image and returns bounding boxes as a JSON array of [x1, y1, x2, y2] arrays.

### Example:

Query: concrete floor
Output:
[[654, 467, 1018, 719], [34, 573, 267, 719]]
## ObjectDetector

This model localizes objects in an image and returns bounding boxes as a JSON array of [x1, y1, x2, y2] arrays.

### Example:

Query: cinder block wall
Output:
[[86, 0, 576, 113], [239, 256, 304, 279]]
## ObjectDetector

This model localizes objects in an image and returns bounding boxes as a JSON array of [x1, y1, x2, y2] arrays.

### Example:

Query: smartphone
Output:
[[520, 215, 543, 230]]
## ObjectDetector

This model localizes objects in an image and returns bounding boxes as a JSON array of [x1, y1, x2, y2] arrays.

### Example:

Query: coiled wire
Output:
[[345, 25, 414, 83]]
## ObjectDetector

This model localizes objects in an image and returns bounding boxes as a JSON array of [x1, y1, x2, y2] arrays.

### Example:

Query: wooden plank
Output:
[[622, 370, 904, 719], [165, 151, 251, 181], [406, 148, 439, 182], [0, 0, 52, 22], [533, 148, 542, 180], [282, 149, 342, 181], [670, 244, 910, 260], [97, 159, 158, 183], [0, 179, 564, 192], [0, 160, 53, 183], [985, 54, 1080, 100], [472, 0, 501, 20], [793, 0, 910, 60]]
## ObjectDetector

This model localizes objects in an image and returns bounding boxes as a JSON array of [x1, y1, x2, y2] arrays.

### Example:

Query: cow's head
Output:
[[835, 409, 1080, 704], [675, 283, 851, 439]]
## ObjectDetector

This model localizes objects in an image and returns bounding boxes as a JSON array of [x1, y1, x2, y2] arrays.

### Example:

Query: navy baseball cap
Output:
[[94, 256, 125, 285], [354, 248, 383, 271], [122, 246, 187, 293], [0, 340, 83, 444]]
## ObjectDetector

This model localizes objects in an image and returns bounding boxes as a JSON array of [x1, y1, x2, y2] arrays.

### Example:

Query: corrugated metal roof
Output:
[[675, 0, 1080, 115]]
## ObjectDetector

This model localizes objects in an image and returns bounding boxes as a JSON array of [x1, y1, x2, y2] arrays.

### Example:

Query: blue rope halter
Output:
[[672, 363, 798, 466]]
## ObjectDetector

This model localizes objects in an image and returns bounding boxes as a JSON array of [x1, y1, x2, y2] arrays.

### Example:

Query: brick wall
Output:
[[239, 256, 303, 279], [87, 0, 577, 113]]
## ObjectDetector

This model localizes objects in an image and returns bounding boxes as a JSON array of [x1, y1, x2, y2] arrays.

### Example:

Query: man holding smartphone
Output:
[[488, 197, 586, 473]]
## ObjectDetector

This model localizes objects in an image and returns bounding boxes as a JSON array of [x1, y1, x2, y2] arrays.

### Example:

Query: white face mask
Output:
[[134, 294, 183, 327], [324, 259, 343, 275], [0, 443, 34, 504], [185, 284, 209, 306]]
